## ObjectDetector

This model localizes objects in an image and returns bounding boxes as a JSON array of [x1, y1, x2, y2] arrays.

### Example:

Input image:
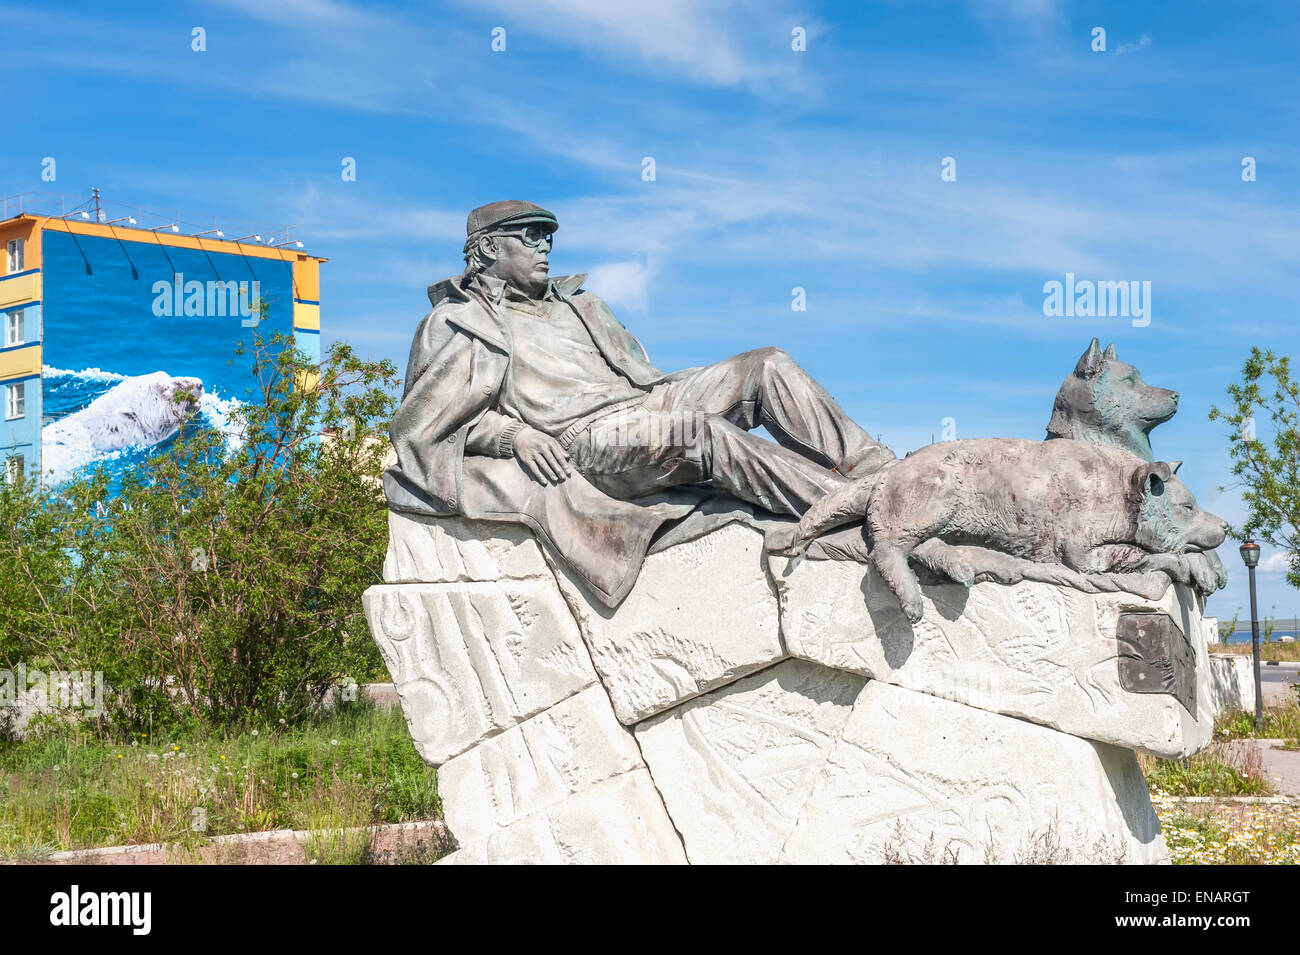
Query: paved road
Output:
[[1261, 670, 1296, 706], [1261, 662, 1300, 685], [1258, 662, 1299, 706]]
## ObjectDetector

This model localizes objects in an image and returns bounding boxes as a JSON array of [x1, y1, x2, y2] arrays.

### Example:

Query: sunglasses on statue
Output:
[[494, 224, 555, 248]]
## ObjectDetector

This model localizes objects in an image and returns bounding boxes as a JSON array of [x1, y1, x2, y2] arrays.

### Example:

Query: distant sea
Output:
[[1220, 630, 1297, 644]]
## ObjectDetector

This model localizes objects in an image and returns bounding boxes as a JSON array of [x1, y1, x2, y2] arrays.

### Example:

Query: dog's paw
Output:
[[947, 556, 976, 588]]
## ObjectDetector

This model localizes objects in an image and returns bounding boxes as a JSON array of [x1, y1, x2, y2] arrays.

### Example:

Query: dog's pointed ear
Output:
[[1168, 460, 1182, 474], [1129, 460, 1173, 500], [1102, 342, 1117, 360], [1076, 338, 1104, 378]]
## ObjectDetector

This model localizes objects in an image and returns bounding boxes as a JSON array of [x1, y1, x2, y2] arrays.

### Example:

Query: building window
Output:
[[4, 455, 23, 484], [4, 308, 23, 346], [5, 238, 23, 274], [5, 382, 24, 420]]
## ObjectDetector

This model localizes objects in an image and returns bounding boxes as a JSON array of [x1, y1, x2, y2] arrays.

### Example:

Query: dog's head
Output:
[[1046, 339, 1178, 460]]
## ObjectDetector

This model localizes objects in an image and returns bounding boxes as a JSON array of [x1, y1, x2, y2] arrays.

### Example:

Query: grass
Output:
[[1137, 738, 1273, 797], [0, 700, 442, 861], [1215, 700, 1300, 741], [1214, 642, 1300, 663]]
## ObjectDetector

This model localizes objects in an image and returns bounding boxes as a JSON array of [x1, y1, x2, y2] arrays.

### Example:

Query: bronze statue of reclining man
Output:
[[389, 199, 892, 531]]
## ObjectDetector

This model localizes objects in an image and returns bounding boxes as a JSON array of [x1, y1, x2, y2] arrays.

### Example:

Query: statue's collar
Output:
[[425, 273, 589, 352], [426, 272, 587, 309]]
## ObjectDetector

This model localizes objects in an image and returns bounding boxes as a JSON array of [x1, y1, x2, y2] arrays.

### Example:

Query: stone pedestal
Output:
[[365, 511, 1211, 864]]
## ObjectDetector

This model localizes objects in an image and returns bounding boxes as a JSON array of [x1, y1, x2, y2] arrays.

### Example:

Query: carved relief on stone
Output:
[[362, 580, 596, 765], [635, 660, 867, 864], [774, 557, 1213, 759], [549, 523, 786, 725], [778, 681, 1167, 865]]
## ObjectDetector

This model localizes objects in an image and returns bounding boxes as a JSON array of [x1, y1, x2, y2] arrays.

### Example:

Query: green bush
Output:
[[0, 333, 398, 734]]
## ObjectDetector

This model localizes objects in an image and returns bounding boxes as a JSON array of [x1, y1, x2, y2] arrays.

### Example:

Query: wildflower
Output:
[[291, 772, 299, 779], [251, 729, 259, 737], [330, 739, 339, 747]]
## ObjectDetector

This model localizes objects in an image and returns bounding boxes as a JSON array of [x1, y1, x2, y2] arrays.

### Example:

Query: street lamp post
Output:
[[1240, 540, 1265, 730]]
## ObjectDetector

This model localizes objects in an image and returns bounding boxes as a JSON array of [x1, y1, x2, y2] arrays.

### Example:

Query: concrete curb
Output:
[[1165, 796, 1297, 805], [16, 819, 452, 866]]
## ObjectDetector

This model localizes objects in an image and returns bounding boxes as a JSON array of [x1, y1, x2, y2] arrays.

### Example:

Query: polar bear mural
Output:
[[42, 371, 204, 481]]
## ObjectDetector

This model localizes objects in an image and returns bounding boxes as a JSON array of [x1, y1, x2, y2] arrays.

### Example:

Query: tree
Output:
[[0, 470, 109, 675], [0, 332, 400, 732], [1209, 347, 1300, 589]]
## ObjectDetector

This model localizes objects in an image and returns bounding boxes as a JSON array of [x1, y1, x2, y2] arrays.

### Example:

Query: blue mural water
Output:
[[41, 230, 297, 484]]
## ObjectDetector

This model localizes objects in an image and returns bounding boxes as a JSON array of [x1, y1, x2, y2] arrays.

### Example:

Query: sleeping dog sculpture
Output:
[[784, 341, 1229, 621]]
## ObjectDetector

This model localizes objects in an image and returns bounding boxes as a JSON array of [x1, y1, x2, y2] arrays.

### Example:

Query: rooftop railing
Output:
[[1, 190, 305, 250]]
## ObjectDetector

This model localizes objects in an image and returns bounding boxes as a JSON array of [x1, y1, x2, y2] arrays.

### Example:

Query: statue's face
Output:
[[483, 225, 552, 297]]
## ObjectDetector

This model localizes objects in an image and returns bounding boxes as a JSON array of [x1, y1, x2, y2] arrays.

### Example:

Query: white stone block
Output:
[[779, 680, 1168, 865], [1207, 654, 1257, 717], [436, 770, 687, 865], [439, 685, 646, 845], [773, 556, 1212, 758], [383, 511, 552, 584], [549, 523, 786, 724], [635, 660, 866, 864], [363, 581, 596, 765]]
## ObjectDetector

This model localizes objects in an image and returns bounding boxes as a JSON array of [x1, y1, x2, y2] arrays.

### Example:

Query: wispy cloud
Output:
[[207, 0, 382, 26], [585, 259, 654, 312], [458, 0, 814, 93], [1260, 551, 1295, 574], [971, 0, 1063, 38], [1115, 33, 1154, 56], [286, 185, 465, 244]]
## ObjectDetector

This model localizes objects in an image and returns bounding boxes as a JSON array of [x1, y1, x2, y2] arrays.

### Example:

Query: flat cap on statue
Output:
[[466, 200, 559, 237]]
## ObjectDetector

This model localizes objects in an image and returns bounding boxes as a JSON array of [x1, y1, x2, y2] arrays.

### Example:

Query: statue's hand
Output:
[[514, 427, 572, 485]]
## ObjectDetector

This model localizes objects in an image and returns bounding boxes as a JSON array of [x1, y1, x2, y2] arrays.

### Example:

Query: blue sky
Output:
[[4, 0, 1298, 626]]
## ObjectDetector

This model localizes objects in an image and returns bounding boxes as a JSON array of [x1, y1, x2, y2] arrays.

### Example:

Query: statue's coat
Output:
[[386, 274, 694, 606]]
